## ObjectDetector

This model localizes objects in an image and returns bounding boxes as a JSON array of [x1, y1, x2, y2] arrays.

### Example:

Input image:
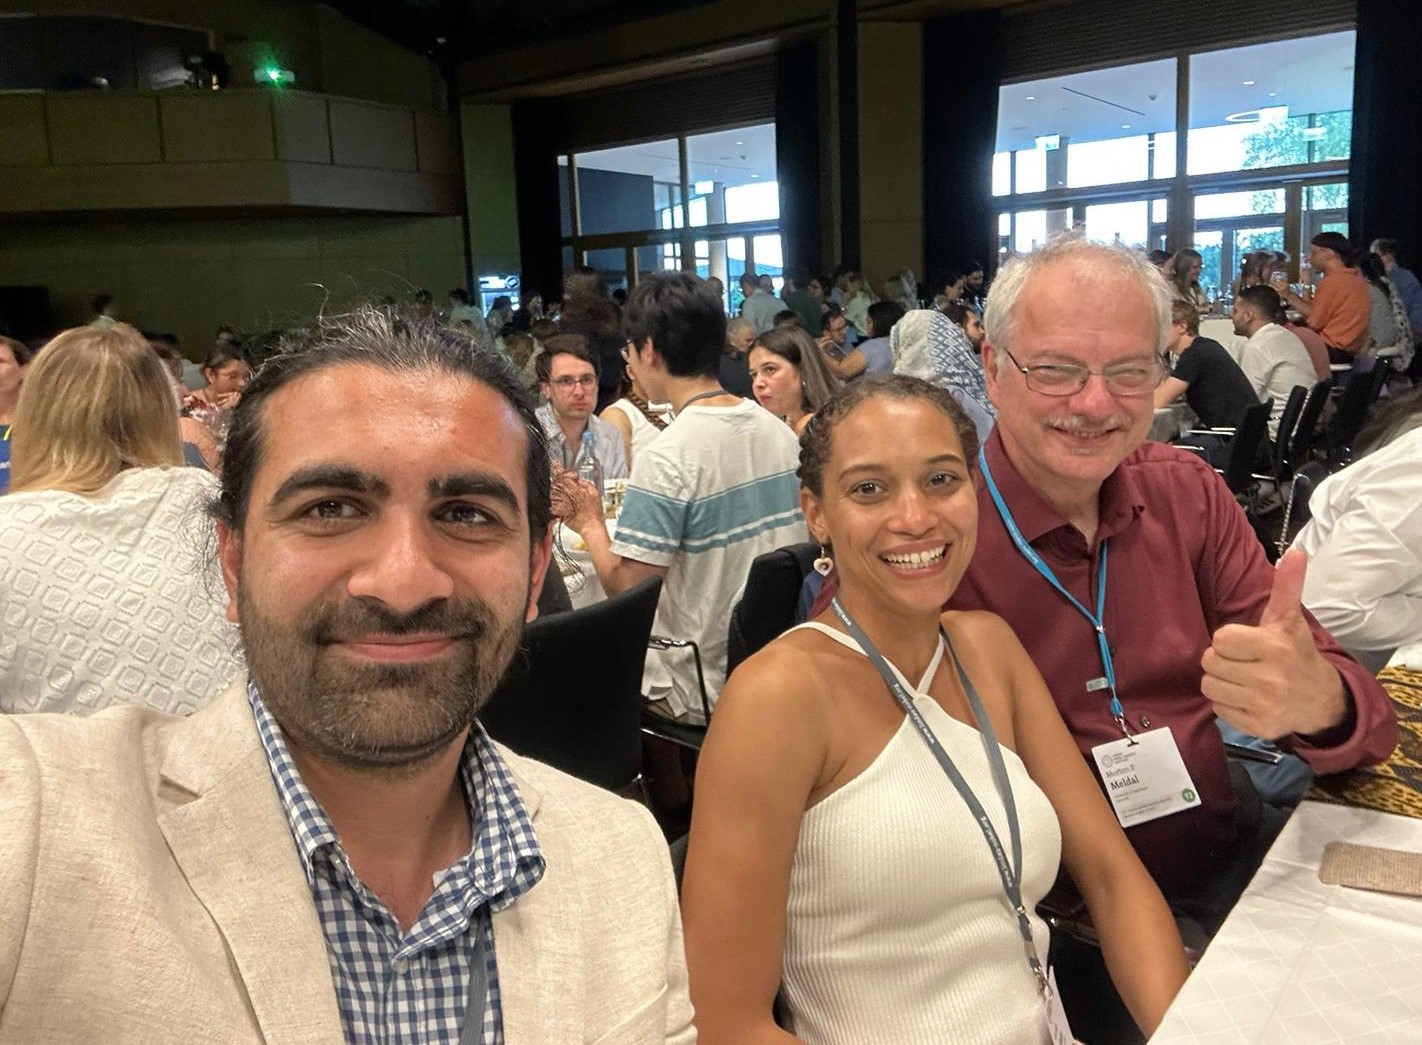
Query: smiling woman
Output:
[[682, 375, 1189, 1045]]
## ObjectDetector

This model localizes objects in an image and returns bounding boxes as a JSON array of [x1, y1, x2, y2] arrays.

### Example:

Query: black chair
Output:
[[481, 576, 662, 794], [1267, 385, 1309, 478], [1180, 400, 1272, 496], [1217, 400, 1272, 495], [1283, 380, 1331, 476], [1275, 460, 1332, 556], [727, 542, 820, 676], [1326, 360, 1390, 464], [639, 636, 714, 751]]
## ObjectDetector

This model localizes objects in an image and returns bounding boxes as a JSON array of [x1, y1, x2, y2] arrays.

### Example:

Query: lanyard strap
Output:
[[678, 387, 732, 411], [829, 598, 1046, 992], [978, 447, 1132, 739], [457, 911, 491, 1045]]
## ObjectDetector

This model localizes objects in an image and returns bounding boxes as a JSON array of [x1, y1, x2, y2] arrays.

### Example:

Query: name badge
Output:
[[1044, 966, 1076, 1045], [1090, 727, 1202, 829]]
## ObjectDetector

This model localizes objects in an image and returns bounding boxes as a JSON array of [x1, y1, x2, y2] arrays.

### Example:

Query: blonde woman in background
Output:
[[1165, 249, 1210, 312], [0, 323, 241, 716]]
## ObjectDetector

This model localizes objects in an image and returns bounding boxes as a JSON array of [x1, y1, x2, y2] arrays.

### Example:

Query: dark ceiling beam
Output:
[[457, 0, 831, 99]]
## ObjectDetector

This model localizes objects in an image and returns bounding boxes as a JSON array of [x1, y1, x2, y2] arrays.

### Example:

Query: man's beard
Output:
[[239, 585, 525, 773]]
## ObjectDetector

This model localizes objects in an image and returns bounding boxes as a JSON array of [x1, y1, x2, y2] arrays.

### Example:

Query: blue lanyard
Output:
[[829, 597, 1048, 994], [978, 447, 1133, 740]]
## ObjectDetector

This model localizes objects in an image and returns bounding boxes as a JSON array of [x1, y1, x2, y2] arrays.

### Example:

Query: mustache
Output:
[[1046, 414, 1131, 435], [309, 598, 494, 644]]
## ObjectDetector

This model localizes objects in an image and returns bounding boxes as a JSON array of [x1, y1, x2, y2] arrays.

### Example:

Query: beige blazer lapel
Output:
[[492, 762, 587, 1045], [157, 683, 344, 1045]]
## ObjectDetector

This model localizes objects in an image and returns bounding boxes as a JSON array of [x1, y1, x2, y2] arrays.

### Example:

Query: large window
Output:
[[993, 31, 1355, 292], [559, 122, 781, 306]]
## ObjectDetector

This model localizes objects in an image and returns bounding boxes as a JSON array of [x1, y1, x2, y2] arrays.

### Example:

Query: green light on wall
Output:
[[255, 65, 295, 87]]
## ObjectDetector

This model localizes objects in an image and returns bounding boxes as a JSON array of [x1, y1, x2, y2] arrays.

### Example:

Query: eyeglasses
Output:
[[551, 375, 597, 391], [1000, 346, 1166, 397]]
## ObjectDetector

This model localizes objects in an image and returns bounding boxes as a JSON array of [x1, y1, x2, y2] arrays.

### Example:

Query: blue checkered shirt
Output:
[[248, 682, 545, 1045]]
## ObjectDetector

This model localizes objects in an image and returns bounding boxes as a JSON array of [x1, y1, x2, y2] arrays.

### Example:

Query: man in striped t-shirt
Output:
[[565, 272, 804, 718]]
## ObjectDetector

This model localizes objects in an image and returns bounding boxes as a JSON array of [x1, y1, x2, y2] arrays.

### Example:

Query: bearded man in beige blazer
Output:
[[0, 310, 695, 1045]]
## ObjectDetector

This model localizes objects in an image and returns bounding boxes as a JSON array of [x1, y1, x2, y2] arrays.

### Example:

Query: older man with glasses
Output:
[[945, 237, 1396, 1043], [535, 333, 628, 482]]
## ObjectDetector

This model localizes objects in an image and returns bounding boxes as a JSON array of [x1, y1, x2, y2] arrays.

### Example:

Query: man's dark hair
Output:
[[1311, 232, 1358, 266], [624, 272, 726, 378], [1373, 238, 1402, 263], [962, 260, 985, 276], [211, 306, 551, 547], [866, 301, 906, 339], [941, 301, 970, 326], [534, 332, 598, 384], [822, 302, 846, 325], [0, 335, 33, 368], [1148, 249, 1171, 266], [773, 309, 803, 328], [1237, 284, 1287, 325], [450, 288, 470, 303]]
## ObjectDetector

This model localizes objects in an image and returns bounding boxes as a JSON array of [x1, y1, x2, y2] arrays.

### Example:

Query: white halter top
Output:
[[779, 622, 1063, 1045]]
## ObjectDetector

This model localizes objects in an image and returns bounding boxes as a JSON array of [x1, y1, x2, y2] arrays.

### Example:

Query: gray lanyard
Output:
[[829, 598, 1047, 993], [457, 914, 491, 1045]]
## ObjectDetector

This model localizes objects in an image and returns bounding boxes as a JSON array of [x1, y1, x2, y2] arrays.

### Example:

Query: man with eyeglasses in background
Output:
[[946, 237, 1395, 1044], [535, 333, 628, 482]]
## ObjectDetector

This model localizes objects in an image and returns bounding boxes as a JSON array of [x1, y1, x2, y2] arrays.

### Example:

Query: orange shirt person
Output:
[[1279, 232, 1371, 354]]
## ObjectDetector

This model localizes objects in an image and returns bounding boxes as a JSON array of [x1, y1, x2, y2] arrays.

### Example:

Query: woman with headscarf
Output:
[[890, 309, 995, 439]]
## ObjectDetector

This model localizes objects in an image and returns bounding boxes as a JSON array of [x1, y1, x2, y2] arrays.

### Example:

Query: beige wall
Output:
[[315, 3, 445, 112], [461, 104, 521, 277], [857, 21, 923, 293], [0, 215, 464, 355]]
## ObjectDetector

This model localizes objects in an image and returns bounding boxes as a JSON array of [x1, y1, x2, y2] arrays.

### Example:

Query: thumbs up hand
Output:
[[1200, 551, 1348, 740]]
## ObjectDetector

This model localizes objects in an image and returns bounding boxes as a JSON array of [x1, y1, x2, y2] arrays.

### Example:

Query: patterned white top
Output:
[[0, 467, 242, 715]]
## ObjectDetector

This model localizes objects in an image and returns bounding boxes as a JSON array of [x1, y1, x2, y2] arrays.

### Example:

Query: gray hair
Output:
[[982, 236, 1173, 373], [726, 316, 756, 342]]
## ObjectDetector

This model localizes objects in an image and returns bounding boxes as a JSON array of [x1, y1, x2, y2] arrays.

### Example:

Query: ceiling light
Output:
[[751, 173, 760, 179], [1121, 123, 1132, 129], [734, 140, 743, 145], [1242, 79, 1255, 85], [1268, 91, 1278, 97], [1025, 95, 1036, 101]]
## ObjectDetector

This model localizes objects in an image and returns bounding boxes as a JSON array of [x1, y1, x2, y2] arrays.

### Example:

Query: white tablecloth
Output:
[[1150, 800, 1422, 1044], [555, 520, 612, 610]]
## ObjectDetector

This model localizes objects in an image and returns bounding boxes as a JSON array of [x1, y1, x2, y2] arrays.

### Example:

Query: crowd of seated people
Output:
[[1, 231, 1417, 1045]]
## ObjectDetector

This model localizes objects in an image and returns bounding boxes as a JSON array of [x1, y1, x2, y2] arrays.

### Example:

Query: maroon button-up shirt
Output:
[[950, 430, 1397, 891]]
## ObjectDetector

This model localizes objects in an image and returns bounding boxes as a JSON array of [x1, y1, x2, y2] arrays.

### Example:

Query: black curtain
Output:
[[836, 0, 860, 270], [1349, 0, 1422, 254], [922, 10, 1002, 288], [511, 99, 565, 303], [775, 40, 824, 279]]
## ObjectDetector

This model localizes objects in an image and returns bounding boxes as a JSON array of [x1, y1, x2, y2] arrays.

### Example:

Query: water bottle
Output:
[[576, 429, 602, 494]]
